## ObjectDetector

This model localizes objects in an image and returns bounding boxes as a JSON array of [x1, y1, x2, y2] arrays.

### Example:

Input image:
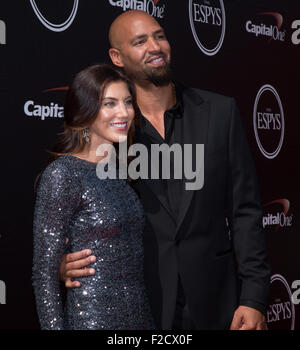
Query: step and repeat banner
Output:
[[0, 0, 299, 330]]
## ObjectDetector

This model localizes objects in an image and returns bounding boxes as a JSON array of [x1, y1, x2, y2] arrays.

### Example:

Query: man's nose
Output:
[[147, 37, 160, 52]]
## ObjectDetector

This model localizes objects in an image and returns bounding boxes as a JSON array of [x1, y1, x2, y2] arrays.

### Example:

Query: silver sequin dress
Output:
[[32, 155, 155, 330]]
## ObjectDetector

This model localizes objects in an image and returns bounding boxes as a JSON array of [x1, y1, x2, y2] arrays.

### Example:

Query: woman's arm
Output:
[[32, 161, 81, 330]]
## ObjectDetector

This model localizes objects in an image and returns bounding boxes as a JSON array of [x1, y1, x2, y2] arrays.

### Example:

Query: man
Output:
[[60, 10, 270, 330]]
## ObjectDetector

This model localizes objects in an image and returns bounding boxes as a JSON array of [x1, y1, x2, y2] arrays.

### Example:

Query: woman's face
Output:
[[89, 81, 135, 144]]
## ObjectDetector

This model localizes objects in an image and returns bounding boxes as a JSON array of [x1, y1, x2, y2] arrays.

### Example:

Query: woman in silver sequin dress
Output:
[[32, 64, 155, 330]]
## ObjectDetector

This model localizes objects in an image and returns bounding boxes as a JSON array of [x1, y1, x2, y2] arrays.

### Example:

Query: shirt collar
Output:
[[137, 81, 184, 122], [166, 81, 183, 118]]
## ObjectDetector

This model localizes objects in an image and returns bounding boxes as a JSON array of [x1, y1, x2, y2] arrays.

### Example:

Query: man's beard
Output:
[[124, 62, 173, 87], [144, 62, 173, 86]]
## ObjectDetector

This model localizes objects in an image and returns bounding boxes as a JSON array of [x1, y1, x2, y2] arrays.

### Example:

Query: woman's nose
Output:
[[116, 102, 129, 117]]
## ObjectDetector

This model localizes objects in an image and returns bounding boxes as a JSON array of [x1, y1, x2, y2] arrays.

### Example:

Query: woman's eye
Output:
[[104, 101, 115, 107], [125, 99, 133, 105]]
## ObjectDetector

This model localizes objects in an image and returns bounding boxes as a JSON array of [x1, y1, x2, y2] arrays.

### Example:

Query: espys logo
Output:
[[0, 280, 6, 304], [0, 20, 6, 44], [263, 199, 293, 231], [189, 0, 226, 56], [246, 12, 286, 42], [108, 0, 165, 19], [30, 0, 79, 32], [24, 86, 68, 121], [253, 84, 284, 159], [267, 274, 295, 330], [291, 20, 300, 45]]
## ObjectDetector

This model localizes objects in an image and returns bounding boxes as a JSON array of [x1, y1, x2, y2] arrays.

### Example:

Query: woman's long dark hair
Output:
[[35, 64, 138, 191], [50, 63, 138, 162]]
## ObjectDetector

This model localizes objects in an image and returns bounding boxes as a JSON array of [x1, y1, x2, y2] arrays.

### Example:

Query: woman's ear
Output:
[[109, 48, 124, 67]]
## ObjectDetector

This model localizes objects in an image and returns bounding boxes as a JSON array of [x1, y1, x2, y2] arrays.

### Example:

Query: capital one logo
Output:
[[189, 0, 226, 56], [0, 20, 6, 44], [24, 86, 68, 121], [108, 0, 165, 19], [267, 274, 295, 330], [246, 12, 286, 42], [253, 84, 284, 159], [263, 199, 293, 231], [30, 0, 79, 32]]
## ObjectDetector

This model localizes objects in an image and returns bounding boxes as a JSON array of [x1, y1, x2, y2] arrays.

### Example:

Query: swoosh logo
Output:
[[258, 12, 283, 43], [42, 86, 69, 93], [258, 12, 283, 30], [264, 198, 290, 215]]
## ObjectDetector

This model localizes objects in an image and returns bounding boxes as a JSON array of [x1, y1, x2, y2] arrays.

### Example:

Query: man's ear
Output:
[[109, 48, 124, 67]]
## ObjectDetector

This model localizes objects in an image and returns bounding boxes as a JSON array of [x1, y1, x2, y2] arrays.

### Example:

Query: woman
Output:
[[32, 64, 155, 330]]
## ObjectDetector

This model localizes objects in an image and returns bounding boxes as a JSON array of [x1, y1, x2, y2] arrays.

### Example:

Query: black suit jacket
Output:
[[134, 85, 270, 330]]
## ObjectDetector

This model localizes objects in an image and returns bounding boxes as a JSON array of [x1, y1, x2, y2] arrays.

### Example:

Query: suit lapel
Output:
[[176, 89, 210, 234], [143, 178, 174, 218]]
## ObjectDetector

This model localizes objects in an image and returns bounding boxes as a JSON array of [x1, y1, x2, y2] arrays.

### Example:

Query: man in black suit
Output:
[[60, 10, 270, 330]]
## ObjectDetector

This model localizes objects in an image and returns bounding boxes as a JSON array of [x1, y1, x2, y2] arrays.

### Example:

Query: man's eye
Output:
[[134, 39, 145, 46]]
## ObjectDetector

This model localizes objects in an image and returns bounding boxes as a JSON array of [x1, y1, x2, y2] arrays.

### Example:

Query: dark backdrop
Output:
[[0, 0, 299, 330]]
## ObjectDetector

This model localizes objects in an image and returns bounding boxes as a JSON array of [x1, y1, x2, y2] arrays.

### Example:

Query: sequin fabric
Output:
[[32, 155, 155, 330]]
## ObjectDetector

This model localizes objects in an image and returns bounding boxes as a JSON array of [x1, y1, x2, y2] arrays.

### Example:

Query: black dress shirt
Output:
[[136, 86, 189, 328], [137, 87, 184, 222]]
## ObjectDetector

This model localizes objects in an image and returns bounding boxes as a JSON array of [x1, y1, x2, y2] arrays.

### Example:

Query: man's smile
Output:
[[146, 55, 166, 67]]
